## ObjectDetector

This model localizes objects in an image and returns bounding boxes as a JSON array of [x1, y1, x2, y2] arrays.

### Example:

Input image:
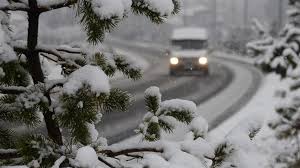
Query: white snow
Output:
[[166, 152, 206, 168], [0, 11, 17, 63], [171, 27, 208, 40], [145, 86, 161, 101], [91, 0, 132, 19], [87, 123, 99, 143], [63, 65, 110, 95], [189, 116, 208, 138], [77, 101, 83, 109], [144, 0, 174, 16], [37, 0, 66, 7], [181, 138, 215, 159], [75, 146, 103, 168], [160, 99, 197, 114], [143, 154, 170, 168], [150, 116, 159, 123], [209, 74, 285, 167]]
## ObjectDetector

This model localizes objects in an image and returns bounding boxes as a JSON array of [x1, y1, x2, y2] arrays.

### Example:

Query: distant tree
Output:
[[223, 27, 254, 55], [248, 0, 300, 166]]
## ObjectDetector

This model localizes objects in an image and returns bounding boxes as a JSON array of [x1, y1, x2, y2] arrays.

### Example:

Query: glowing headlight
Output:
[[170, 57, 179, 65], [199, 57, 208, 65]]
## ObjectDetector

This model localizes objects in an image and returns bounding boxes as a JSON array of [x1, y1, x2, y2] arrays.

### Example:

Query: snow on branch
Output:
[[0, 12, 17, 63], [251, 18, 268, 36], [56, 45, 82, 54], [0, 2, 29, 12], [37, 0, 78, 13], [0, 85, 27, 94], [13, 41, 83, 68]]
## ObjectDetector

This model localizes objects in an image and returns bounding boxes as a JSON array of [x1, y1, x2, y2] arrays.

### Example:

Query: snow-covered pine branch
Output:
[[248, 0, 300, 78], [249, 1, 300, 167]]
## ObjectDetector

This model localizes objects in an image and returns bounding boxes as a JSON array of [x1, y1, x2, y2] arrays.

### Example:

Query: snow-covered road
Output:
[[97, 39, 262, 144]]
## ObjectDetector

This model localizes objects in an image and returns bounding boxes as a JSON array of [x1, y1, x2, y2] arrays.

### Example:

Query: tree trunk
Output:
[[27, 0, 63, 145]]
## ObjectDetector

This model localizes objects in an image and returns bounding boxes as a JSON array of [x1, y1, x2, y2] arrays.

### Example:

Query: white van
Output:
[[168, 27, 209, 76]]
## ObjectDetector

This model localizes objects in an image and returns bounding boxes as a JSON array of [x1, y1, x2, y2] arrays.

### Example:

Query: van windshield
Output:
[[171, 40, 208, 50]]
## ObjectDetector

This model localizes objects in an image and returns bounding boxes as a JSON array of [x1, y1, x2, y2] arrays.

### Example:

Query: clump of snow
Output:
[[91, 0, 132, 19], [166, 150, 206, 168], [77, 101, 83, 109], [93, 136, 108, 148], [0, 11, 17, 63], [160, 99, 197, 114], [181, 138, 215, 160], [75, 146, 102, 168], [145, 86, 162, 102], [63, 65, 110, 95], [150, 116, 159, 123], [189, 116, 208, 138], [143, 154, 170, 168], [145, 86, 161, 97], [86, 123, 99, 142], [144, 0, 174, 16]]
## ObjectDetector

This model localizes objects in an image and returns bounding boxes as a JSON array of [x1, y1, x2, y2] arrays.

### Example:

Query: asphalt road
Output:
[[97, 40, 236, 144]]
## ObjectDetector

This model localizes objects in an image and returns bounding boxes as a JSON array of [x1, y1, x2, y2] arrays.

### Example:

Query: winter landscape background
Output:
[[0, 0, 299, 168]]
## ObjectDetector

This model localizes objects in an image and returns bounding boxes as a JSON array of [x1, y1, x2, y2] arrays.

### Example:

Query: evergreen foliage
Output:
[[136, 87, 194, 141], [248, 0, 300, 78], [0, 0, 261, 167], [0, 0, 183, 167], [248, 0, 300, 166]]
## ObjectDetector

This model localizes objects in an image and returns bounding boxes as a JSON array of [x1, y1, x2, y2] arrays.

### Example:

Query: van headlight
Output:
[[199, 57, 208, 65], [170, 57, 179, 65]]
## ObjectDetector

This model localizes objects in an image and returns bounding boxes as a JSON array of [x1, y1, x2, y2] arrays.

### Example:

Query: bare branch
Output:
[[57, 46, 82, 55], [98, 156, 115, 168], [99, 148, 163, 157], [0, 86, 27, 94], [0, 3, 29, 12], [0, 149, 20, 160], [38, 0, 78, 13], [40, 53, 59, 63]]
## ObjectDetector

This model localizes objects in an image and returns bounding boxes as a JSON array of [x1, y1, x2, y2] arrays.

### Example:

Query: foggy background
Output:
[[11, 0, 288, 54]]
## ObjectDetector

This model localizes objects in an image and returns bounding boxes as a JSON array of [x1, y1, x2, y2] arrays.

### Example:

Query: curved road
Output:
[[97, 39, 262, 144]]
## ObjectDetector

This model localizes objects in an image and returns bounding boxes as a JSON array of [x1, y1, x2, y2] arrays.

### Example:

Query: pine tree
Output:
[[0, 0, 179, 166], [248, 0, 300, 166]]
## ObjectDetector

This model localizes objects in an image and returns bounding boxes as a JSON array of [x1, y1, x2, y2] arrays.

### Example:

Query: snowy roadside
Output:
[[108, 38, 264, 132], [209, 73, 289, 167]]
